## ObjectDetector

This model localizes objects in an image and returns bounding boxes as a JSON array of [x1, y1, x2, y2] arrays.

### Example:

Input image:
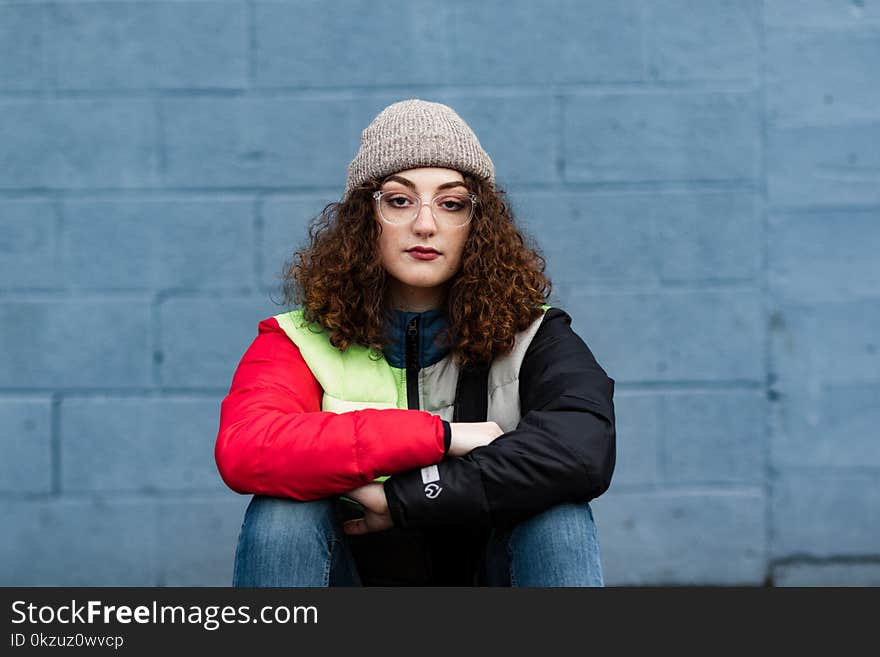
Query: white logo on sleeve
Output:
[[424, 483, 442, 499], [421, 465, 442, 499]]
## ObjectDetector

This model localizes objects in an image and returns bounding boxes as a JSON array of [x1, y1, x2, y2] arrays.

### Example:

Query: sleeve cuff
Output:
[[383, 479, 408, 528], [441, 420, 452, 454]]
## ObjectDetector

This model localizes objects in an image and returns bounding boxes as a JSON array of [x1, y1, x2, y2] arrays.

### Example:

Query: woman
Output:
[[215, 99, 616, 586]]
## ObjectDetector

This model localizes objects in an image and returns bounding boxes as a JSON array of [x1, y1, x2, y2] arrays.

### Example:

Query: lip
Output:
[[405, 247, 441, 261], [407, 250, 440, 261]]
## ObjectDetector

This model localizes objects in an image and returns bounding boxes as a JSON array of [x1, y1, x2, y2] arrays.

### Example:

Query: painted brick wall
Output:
[[1, 0, 877, 586]]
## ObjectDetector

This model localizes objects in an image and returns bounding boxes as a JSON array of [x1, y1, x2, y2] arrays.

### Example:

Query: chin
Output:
[[393, 270, 448, 287], [402, 278, 446, 288]]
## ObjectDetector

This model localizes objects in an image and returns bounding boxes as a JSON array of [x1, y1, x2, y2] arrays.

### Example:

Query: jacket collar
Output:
[[382, 308, 451, 369]]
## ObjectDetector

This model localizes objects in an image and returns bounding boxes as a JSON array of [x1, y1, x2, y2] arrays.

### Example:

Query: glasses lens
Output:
[[378, 191, 417, 224], [433, 193, 474, 226], [378, 191, 474, 226]]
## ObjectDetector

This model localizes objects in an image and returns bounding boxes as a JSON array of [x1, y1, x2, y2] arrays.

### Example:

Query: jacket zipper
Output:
[[405, 317, 420, 410]]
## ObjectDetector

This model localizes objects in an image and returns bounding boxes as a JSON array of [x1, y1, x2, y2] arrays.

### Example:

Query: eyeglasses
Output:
[[373, 190, 477, 227]]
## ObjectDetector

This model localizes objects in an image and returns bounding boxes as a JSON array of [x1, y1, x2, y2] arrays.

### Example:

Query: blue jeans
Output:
[[232, 496, 604, 587]]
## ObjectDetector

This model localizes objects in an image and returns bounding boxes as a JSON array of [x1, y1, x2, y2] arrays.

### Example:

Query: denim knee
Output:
[[233, 495, 354, 587], [487, 501, 604, 587]]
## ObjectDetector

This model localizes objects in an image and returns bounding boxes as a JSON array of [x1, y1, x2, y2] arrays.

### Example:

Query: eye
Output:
[[386, 194, 413, 207], [436, 195, 468, 211]]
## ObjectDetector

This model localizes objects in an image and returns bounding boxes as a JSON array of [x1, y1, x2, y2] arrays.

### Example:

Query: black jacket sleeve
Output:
[[383, 308, 616, 529]]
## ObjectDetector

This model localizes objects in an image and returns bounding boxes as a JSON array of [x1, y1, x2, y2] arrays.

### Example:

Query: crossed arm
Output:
[[342, 420, 504, 534], [345, 308, 616, 533], [216, 309, 615, 533]]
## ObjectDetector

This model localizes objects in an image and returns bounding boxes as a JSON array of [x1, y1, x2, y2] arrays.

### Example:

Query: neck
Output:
[[388, 284, 446, 313], [393, 302, 440, 313]]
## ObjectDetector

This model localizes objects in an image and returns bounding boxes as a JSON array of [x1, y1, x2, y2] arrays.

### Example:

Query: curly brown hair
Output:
[[279, 173, 552, 369]]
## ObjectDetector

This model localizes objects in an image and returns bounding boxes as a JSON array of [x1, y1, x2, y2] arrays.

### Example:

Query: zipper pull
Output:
[[406, 317, 419, 370]]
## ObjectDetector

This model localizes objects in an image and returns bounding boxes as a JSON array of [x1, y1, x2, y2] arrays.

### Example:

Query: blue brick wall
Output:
[[1, 0, 877, 586]]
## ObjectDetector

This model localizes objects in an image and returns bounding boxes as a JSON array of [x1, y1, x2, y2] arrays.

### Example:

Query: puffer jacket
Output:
[[215, 305, 615, 584]]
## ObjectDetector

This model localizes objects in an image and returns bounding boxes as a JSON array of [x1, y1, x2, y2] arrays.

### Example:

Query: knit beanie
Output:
[[343, 99, 496, 201]]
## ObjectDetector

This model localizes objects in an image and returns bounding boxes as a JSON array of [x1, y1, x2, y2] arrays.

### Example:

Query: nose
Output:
[[411, 200, 437, 235]]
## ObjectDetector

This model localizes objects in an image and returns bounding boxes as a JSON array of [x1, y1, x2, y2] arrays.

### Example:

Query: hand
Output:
[[447, 421, 504, 457], [341, 481, 392, 535]]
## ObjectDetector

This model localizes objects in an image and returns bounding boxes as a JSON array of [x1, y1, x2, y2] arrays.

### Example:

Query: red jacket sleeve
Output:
[[214, 316, 447, 500]]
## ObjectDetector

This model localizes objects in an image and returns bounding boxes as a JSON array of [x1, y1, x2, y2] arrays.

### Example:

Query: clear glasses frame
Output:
[[372, 190, 478, 227]]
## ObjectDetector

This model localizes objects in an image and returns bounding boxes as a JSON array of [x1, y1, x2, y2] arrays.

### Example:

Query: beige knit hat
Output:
[[343, 99, 496, 201]]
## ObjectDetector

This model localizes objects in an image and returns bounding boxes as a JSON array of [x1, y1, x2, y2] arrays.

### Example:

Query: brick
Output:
[[568, 290, 763, 383], [61, 397, 227, 493], [654, 288, 765, 381], [771, 295, 880, 469], [0, 397, 52, 494], [767, 122, 880, 207], [254, 0, 433, 88], [260, 196, 333, 290], [162, 98, 351, 188], [0, 4, 43, 90], [0, 301, 152, 388], [592, 489, 766, 585], [769, 210, 880, 303], [255, 0, 445, 88], [0, 499, 157, 585], [514, 192, 656, 288], [764, 1, 880, 28], [609, 393, 661, 487], [0, 99, 159, 190], [564, 92, 760, 183], [644, 0, 760, 81], [48, 1, 246, 90], [767, 29, 880, 127], [449, 0, 643, 84], [63, 198, 253, 291], [662, 390, 766, 485], [254, 0, 642, 87], [769, 301, 880, 470], [0, 200, 58, 289], [773, 382, 880, 469], [564, 292, 660, 384], [773, 562, 880, 587], [771, 300, 880, 388], [515, 190, 761, 289], [653, 290, 763, 382], [654, 192, 761, 283], [772, 469, 880, 558], [157, 495, 251, 585], [159, 296, 281, 388]]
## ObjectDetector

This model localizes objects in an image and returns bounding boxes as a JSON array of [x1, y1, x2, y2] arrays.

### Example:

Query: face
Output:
[[374, 167, 472, 312]]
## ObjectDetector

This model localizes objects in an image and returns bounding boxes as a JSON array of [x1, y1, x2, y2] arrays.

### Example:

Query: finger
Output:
[[364, 514, 392, 533], [356, 483, 382, 507], [343, 518, 367, 535]]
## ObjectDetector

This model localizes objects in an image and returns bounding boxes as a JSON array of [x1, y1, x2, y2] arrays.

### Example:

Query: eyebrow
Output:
[[381, 175, 468, 192]]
